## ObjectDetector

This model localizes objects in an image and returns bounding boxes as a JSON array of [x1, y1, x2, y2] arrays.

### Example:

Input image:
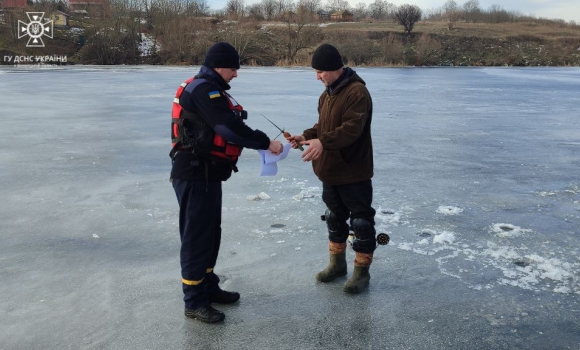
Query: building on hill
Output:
[[68, 0, 105, 18], [0, 0, 27, 9], [330, 10, 353, 22], [0, 0, 27, 25], [50, 10, 69, 27], [70, 9, 88, 18], [317, 10, 330, 22]]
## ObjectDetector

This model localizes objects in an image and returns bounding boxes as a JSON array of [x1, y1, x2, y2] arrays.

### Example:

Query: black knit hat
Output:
[[311, 44, 343, 71], [203, 42, 240, 69]]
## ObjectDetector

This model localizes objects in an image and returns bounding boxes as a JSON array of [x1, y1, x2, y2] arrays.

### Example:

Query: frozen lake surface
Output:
[[1, 66, 579, 349]]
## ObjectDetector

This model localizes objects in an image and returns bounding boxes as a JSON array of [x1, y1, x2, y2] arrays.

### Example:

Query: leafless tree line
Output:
[[2, 0, 577, 65], [218, 0, 576, 25], [427, 0, 577, 26]]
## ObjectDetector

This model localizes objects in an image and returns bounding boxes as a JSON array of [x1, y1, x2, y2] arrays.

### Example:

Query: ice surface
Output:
[[1, 66, 579, 349]]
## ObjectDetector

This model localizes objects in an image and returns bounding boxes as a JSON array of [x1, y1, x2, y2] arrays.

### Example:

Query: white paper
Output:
[[257, 143, 291, 176]]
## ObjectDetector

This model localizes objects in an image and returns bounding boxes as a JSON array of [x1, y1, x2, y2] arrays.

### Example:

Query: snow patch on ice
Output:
[[398, 242, 413, 251], [436, 206, 464, 215], [394, 220, 578, 295], [247, 192, 271, 201], [433, 231, 456, 244], [538, 184, 579, 197], [491, 223, 531, 238], [292, 186, 321, 201], [539, 191, 556, 197], [376, 205, 413, 227]]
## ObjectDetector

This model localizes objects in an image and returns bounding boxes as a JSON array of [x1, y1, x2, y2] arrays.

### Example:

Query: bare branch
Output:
[[392, 4, 422, 35]]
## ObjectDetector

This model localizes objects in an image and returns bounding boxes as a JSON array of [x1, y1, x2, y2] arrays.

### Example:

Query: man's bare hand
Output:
[[285, 134, 305, 150], [300, 138, 322, 162]]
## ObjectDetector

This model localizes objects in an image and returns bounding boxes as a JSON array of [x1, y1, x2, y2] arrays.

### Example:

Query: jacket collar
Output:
[[327, 67, 358, 95], [196, 65, 231, 90]]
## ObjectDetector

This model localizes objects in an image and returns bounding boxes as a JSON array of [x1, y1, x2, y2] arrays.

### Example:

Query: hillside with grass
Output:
[[1, 4, 579, 67], [326, 20, 580, 66]]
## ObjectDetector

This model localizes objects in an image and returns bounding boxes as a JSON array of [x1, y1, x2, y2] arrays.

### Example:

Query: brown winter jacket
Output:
[[303, 68, 373, 185]]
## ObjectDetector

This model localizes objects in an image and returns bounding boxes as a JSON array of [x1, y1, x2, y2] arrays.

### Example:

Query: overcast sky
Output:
[[210, 0, 579, 22]]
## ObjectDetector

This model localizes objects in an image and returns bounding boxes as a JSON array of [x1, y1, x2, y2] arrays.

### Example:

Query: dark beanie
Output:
[[311, 44, 343, 71], [203, 42, 240, 69]]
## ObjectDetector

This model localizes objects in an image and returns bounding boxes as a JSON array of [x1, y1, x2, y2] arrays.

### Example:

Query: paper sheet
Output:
[[257, 143, 291, 176]]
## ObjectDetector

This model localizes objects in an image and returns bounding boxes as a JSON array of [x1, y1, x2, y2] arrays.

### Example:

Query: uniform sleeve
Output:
[[319, 84, 370, 151], [183, 82, 271, 150]]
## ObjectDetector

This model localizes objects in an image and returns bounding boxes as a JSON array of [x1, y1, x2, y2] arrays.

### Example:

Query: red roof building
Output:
[[1, 0, 27, 9]]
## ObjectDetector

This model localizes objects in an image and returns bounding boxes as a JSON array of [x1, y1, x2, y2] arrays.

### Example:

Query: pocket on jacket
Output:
[[318, 150, 348, 173]]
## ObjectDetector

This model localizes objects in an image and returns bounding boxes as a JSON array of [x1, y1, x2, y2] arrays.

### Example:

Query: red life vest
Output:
[[171, 77, 243, 163]]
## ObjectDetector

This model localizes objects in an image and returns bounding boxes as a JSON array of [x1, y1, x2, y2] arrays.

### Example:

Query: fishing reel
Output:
[[376, 232, 390, 246], [347, 231, 390, 248], [320, 214, 390, 248]]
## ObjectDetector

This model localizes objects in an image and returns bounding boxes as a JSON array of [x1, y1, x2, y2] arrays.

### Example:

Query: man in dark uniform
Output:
[[287, 44, 376, 294], [171, 42, 283, 323]]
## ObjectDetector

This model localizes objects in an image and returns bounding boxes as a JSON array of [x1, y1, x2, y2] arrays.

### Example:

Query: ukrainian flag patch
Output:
[[208, 91, 221, 99]]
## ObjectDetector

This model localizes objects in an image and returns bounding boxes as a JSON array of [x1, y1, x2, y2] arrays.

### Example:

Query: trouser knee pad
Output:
[[351, 218, 376, 253], [323, 209, 349, 241]]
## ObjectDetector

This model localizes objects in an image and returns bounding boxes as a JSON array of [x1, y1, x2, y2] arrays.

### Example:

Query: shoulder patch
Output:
[[208, 91, 221, 99]]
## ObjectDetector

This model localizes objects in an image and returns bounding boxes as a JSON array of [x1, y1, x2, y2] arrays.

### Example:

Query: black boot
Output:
[[184, 305, 225, 323], [316, 252, 347, 282], [209, 289, 240, 304]]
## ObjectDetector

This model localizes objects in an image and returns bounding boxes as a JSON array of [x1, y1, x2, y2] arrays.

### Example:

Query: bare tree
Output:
[[277, 1, 321, 63], [352, 2, 368, 21], [300, 0, 321, 13], [325, 0, 349, 13], [218, 21, 256, 60], [443, 0, 460, 29], [487, 4, 513, 23], [247, 3, 265, 20], [147, 0, 212, 63], [443, 0, 458, 14], [392, 4, 422, 35], [462, 0, 481, 22], [226, 0, 246, 20], [186, 0, 210, 16], [369, 0, 391, 21], [273, 0, 292, 19], [261, 0, 277, 20]]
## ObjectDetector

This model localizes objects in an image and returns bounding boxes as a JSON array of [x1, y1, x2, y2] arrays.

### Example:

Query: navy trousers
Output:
[[172, 178, 223, 309], [322, 179, 377, 253]]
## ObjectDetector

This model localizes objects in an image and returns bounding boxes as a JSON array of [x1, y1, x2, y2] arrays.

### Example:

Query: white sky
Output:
[[210, 0, 579, 22]]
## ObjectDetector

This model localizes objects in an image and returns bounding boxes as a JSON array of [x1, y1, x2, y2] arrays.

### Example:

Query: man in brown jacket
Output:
[[287, 43, 376, 293]]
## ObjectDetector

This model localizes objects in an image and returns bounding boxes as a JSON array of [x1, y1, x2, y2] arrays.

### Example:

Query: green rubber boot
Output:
[[343, 265, 370, 294], [316, 252, 347, 282]]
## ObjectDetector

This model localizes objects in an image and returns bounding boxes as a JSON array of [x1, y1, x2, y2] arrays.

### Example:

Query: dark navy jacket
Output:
[[171, 66, 270, 181]]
